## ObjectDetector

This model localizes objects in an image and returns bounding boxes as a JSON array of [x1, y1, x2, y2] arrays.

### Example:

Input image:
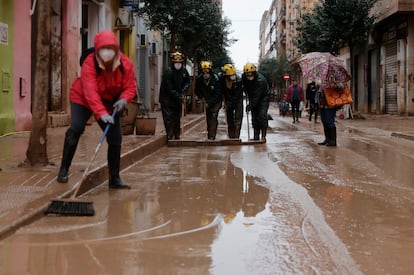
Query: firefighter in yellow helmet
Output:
[[219, 64, 244, 139], [159, 51, 190, 140], [195, 61, 222, 140], [242, 63, 270, 141]]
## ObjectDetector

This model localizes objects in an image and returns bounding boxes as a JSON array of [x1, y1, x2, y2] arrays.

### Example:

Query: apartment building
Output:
[[260, 0, 414, 115]]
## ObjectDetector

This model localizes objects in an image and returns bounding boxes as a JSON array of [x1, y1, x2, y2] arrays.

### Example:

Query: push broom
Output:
[[45, 112, 116, 216]]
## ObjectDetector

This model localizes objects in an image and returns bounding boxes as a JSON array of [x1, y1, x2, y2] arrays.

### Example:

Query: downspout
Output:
[[29, 0, 37, 15]]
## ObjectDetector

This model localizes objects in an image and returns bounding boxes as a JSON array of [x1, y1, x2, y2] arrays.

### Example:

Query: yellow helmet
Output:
[[170, 51, 185, 63], [200, 61, 212, 71], [243, 63, 257, 73], [222, 64, 236, 76]]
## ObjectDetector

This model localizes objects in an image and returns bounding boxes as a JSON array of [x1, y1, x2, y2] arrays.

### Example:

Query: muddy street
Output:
[[1, 110, 414, 275]]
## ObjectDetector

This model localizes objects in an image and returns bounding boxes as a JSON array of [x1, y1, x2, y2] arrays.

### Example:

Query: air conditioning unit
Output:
[[118, 8, 130, 26], [150, 42, 158, 55], [139, 34, 147, 47]]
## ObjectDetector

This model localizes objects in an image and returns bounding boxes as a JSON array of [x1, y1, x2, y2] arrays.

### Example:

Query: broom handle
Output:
[[71, 112, 116, 199], [181, 96, 185, 139], [245, 97, 250, 141]]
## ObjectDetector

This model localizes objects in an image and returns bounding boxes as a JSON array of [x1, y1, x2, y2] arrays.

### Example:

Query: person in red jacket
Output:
[[57, 30, 137, 189]]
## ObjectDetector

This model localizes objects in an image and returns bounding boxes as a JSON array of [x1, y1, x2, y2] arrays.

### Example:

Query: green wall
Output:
[[0, 0, 15, 135]]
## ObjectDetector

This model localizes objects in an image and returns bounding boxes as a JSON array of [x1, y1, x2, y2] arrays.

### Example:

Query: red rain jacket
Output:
[[69, 31, 137, 120]]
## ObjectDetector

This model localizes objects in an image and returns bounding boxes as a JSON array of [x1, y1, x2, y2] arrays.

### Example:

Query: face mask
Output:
[[174, 63, 183, 70], [247, 76, 254, 81], [203, 73, 210, 80], [98, 48, 116, 62]]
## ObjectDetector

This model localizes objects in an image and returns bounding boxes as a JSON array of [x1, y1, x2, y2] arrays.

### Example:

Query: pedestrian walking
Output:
[[159, 51, 191, 140], [317, 82, 347, 147], [286, 78, 304, 123], [242, 63, 270, 141], [195, 61, 223, 140], [306, 79, 319, 122], [57, 30, 137, 189], [219, 64, 244, 139]]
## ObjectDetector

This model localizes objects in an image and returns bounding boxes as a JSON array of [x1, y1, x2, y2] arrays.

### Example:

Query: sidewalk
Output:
[[0, 103, 414, 239], [0, 110, 204, 239], [276, 107, 414, 142]]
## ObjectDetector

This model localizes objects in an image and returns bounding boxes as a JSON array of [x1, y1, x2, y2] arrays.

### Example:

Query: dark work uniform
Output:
[[242, 72, 270, 140], [220, 75, 244, 139], [195, 73, 222, 139], [159, 66, 190, 140], [306, 81, 319, 122]]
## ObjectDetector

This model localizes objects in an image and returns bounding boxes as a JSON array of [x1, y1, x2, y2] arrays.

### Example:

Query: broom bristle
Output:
[[45, 199, 95, 216]]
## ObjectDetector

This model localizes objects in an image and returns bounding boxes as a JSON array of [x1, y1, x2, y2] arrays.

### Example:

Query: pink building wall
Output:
[[13, 0, 32, 131]]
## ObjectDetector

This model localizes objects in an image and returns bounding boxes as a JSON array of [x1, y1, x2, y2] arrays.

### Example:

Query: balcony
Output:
[[374, 0, 414, 22]]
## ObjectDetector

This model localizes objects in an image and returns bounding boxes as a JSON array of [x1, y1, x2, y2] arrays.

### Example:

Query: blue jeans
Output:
[[320, 107, 337, 128]]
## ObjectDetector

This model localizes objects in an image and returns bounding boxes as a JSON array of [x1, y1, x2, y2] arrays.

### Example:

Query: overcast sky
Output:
[[222, 0, 272, 71]]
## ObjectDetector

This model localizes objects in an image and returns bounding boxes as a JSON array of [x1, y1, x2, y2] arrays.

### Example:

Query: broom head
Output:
[[45, 199, 95, 216]]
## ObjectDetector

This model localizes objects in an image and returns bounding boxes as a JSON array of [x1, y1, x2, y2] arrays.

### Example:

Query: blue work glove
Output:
[[245, 104, 251, 112], [113, 98, 127, 113], [101, 114, 114, 124]]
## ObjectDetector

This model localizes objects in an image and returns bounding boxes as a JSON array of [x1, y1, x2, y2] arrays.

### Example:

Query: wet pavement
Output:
[[0, 110, 204, 239], [1, 103, 414, 272], [1, 104, 414, 240]]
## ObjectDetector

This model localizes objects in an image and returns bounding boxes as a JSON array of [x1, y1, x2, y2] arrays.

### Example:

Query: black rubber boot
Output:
[[326, 127, 337, 147], [261, 127, 267, 142], [318, 126, 328, 145], [57, 129, 80, 183], [234, 126, 241, 139], [108, 145, 130, 189], [253, 128, 260, 140]]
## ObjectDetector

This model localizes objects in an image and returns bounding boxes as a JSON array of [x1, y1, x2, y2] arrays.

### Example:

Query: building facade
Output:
[[0, 0, 168, 135]]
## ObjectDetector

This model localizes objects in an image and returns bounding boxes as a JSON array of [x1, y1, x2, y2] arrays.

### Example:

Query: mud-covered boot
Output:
[[57, 129, 80, 183], [108, 145, 130, 189]]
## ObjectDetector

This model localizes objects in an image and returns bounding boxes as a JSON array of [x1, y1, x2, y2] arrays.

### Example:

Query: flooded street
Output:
[[1, 111, 414, 274]]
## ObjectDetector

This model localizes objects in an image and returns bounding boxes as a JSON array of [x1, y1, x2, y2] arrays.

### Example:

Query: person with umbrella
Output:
[[297, 52, 352, 147], [318, 82, 351, 147]]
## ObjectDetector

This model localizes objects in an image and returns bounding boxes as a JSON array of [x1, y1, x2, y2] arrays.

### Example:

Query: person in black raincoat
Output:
[[219, 64, 244, 139], [159, 51, 191, 140], [306, 79, 319, 123], [195, 61, 222, 140], [242, 63, 270, 141]]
